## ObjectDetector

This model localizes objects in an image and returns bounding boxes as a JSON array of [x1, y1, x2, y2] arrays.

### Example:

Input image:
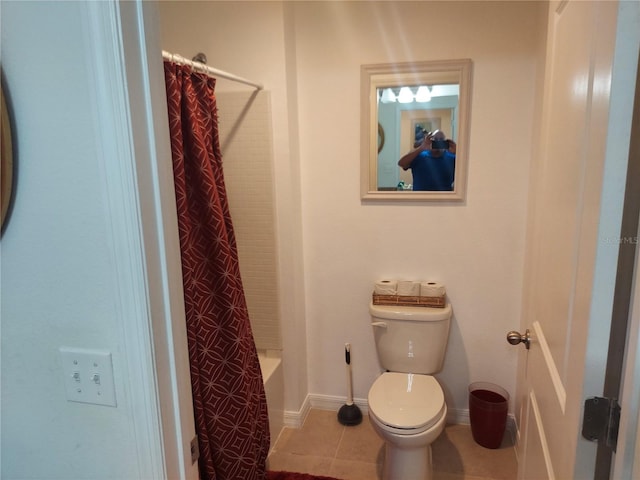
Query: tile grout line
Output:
[[332, 424, 347, 469]]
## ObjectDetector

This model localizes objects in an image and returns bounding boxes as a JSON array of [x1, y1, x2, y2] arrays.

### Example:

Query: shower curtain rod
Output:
[[162, 50, 263, 90]]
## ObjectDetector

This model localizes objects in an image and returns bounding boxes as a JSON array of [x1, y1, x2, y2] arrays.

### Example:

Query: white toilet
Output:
[[368, 301, 452, 480]]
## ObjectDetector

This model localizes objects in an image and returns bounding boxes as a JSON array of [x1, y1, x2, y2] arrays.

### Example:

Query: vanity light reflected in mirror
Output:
[[361, 59, 472, 202]]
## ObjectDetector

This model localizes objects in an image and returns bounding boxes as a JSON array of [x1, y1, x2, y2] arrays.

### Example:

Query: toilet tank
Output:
[[370, 302, 452, 374]]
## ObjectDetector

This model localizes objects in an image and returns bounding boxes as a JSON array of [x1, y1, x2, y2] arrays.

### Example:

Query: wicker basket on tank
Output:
[[372, 293, 446, 308]]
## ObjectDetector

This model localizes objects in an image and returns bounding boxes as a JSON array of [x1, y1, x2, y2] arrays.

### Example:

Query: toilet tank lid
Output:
[[369, 302, 452, 321]]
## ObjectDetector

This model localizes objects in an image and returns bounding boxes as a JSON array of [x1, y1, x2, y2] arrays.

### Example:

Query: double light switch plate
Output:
[[59, 347, 117, 407]]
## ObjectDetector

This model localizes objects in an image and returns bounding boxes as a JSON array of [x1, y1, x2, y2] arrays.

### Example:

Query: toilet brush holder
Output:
[[337, 343, 362, 426]]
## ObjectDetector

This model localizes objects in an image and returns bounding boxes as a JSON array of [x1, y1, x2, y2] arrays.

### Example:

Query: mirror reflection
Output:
[[397, 127, 456, 191], [361, 60, 472, 201]]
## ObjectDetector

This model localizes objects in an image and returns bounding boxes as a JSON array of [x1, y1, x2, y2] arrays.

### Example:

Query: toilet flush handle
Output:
[[371, 321, 388, 328]]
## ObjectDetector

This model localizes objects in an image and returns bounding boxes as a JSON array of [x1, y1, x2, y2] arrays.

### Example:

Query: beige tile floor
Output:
[[267, 409, 518, 480]]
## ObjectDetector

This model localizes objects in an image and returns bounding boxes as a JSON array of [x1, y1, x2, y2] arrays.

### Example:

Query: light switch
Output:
[[59, 347, 117, 407]]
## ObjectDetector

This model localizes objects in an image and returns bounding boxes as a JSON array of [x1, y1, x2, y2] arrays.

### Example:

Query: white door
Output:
[[613, 216, 640, 477], [515, 1, 638, 479]]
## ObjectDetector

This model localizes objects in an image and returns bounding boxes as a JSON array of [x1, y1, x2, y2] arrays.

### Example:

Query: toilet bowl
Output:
[[368, 302, 452, 479], [368, 372, 447, 480]]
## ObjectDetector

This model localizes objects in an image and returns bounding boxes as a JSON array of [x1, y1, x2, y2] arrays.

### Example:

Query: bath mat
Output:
[[267, 471, 341, 480]]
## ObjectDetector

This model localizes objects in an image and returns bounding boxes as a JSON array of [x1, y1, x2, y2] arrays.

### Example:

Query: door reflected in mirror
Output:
[[361, 59, 472, 201]]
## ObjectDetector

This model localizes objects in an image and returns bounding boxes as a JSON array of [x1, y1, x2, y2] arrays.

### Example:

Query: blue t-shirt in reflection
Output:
[[410, 150, 456, 191]]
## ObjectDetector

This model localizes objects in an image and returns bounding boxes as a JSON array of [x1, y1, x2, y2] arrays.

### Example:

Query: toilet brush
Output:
[[337, 343, 362, 426]]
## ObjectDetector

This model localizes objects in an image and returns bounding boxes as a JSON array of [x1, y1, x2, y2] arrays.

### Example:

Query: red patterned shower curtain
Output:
[[163, 61, 270, 480]]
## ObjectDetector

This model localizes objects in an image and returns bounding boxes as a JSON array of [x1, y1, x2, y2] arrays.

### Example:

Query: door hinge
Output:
[[582, 396, 621, 452]]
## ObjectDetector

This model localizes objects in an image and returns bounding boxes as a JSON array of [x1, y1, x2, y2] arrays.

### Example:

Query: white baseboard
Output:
[[311, 394, 370, 414], [283, 394, 366, 428], [283, 393, 518, 442], [283, 394, 312, 428]]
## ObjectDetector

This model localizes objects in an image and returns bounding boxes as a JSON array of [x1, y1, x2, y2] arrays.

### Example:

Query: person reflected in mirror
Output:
[[397, 128, 456, 191]]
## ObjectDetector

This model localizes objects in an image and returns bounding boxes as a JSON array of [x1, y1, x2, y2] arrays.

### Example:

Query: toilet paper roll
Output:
[[420, 281, 446, 297], [374, 279, 397, 295], [397, 280, 421, 296]]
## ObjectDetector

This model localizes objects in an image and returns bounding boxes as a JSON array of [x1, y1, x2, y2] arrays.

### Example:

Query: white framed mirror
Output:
[[361, 59, 472, 202]]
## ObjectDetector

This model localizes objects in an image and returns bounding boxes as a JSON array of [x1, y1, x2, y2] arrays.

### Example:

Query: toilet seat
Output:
[[368, 372, 445, 435]]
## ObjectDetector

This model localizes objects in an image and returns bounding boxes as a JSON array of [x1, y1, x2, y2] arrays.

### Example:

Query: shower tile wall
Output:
[[217, 91, 281, 351]]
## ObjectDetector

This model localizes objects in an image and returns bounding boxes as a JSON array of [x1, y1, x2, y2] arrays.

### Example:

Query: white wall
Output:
[[1, 1, 194, 478], [293, 1, 544, 417], [1, 2, 141, 477], [158, 1, 546, 419]]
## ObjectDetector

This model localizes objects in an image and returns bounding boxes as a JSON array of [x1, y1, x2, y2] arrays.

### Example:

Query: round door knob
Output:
[[506, 329, 531, 349]]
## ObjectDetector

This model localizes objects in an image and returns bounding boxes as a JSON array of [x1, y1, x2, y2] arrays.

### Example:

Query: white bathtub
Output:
[[258, 351, 284, 450]]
